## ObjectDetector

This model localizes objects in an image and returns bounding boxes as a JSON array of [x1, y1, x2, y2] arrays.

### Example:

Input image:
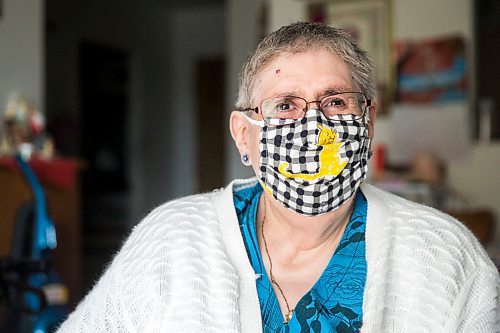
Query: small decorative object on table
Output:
[[0, 94, 54, 160]]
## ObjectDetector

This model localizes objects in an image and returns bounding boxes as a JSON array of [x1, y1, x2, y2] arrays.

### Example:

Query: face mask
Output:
[[247, 110, 371, 216]]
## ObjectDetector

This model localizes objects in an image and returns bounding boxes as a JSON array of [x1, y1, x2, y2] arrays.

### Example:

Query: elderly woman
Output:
[[57, 22, 499, 332]]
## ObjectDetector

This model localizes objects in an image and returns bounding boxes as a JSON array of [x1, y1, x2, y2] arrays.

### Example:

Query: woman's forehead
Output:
[[252, 50, 354, 102]]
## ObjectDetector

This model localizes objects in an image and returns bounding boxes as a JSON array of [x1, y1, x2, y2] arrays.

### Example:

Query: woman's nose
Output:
[[304, 100, 322, 112]]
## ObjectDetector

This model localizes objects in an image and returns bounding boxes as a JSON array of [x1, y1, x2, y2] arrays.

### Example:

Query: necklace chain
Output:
[[261, 201, 294, 324], [260, 196, 355, 325]]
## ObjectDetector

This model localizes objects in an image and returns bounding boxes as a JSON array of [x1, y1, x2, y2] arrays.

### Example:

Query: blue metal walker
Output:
[[1, 155, 69, 332]]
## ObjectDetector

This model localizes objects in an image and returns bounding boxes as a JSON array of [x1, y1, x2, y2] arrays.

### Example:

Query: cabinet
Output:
[[0, 158, 82, 306]]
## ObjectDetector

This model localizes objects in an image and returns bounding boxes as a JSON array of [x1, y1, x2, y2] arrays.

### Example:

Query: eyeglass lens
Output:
[[261, 92, 367, 125]]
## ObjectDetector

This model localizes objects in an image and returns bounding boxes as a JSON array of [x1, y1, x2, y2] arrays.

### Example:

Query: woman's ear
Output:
[[230, 111, 250, 155]]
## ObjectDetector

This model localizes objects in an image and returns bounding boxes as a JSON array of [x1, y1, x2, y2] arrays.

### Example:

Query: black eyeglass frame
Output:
[[238, 91, 372, 126]]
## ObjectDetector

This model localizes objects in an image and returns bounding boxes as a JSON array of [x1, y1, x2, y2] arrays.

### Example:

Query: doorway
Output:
[[196, 57, 226, 192], [476, 0, 500, 139], [79, 41, 130, 292]]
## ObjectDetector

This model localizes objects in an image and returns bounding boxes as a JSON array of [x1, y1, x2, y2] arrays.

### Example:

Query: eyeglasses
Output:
[[240, 92, 371, 126]]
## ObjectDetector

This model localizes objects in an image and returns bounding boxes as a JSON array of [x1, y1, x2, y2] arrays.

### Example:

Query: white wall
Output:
[[0, 0, 44, 119], [269, 0, 305, 32], [448, 143, 500, 212]]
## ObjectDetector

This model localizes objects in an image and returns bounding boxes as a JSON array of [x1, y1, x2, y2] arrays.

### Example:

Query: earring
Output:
[[241, 153, 251, 166]]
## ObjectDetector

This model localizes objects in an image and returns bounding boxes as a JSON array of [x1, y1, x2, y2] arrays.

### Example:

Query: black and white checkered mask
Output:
[[248, 109, 370, 216]]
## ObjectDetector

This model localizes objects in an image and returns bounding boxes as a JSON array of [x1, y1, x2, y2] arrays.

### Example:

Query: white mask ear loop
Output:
[[364, 104, 372, 124], [364, 106, 372, 159], [243, 114, 265, 127]]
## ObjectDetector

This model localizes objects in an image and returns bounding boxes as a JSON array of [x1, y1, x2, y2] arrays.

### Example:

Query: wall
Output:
[[0, 0, 44, 120], [46, 0, 171, 224], [169, 6, 226, 197], [226, 0, 265, 181]]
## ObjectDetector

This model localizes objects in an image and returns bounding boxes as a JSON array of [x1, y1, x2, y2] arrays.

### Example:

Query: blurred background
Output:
[[0, 0, 499, 329]]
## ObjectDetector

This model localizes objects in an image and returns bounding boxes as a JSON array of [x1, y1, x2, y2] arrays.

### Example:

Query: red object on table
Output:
[[0, 157, 81, 190]]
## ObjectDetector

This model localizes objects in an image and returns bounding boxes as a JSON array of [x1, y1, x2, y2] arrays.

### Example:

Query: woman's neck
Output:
[[257, 192, 356, 315], [257, 192, 355, 265]]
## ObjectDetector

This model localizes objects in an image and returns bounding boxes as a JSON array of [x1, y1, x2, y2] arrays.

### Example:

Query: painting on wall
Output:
[[308, 0, 393, 114], [394, 36, 467, 104]]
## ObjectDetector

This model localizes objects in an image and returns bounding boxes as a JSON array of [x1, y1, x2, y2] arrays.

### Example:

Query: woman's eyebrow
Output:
[[269, 86, 354, 99], [272, 91, 302, 98], [319, 86, 353, 96]]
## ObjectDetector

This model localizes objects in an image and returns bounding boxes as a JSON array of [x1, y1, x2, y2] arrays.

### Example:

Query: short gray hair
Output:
[[235, 21, 375, 109]]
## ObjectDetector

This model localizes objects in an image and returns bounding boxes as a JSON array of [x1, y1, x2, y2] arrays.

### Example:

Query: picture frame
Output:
[[394, 35, 467, 104], [308, 0, 394, 114]]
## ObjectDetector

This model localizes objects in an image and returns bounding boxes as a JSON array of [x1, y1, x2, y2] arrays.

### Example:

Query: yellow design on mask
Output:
[[278, 125, 348, 180]]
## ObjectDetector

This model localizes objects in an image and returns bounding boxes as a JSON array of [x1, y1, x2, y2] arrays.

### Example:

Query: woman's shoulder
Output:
[[362, 183, 475, 238], [361, 183, 494, 272], [56, 187, 240, 332], [361, 183, 499, 331], [114, 179, 256, 265], [142, 191, 220, 225], [136, 177, 257, 230], [125, 190, 223, 248]]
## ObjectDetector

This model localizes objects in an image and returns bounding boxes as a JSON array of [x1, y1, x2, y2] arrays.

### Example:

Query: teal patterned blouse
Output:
[[234, 183, 367, 333]]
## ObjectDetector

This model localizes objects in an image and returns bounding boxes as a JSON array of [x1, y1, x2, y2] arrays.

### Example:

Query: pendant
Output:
[[283, 309, 294, 324]]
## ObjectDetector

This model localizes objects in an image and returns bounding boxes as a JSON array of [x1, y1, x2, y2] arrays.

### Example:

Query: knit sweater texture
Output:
[[57, 178, 500, 332]]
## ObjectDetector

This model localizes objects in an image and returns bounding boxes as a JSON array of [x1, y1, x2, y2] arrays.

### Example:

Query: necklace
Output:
[[261, 202, 294, 324]]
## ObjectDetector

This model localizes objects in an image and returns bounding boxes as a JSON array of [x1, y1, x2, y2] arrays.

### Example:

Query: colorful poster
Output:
[[395, 36, 467, 104]]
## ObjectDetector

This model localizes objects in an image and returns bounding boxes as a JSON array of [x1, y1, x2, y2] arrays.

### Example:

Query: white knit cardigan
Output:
[[57, 178, 499, 332]]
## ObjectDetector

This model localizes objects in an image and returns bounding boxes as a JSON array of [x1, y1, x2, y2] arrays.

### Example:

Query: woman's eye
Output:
[[275, 102, 294, 112], [327, 98, 346, 108]]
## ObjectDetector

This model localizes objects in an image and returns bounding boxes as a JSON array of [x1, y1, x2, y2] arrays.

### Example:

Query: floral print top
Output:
[[234, 183, 367, 333]]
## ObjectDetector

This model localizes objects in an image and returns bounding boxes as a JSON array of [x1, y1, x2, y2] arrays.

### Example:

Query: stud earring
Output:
[[241, 153, 251, 166]]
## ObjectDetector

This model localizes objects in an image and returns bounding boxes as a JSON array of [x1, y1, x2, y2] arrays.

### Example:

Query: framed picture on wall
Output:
[[308, 0, 394, 114], [395, 36, 467, 104]]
